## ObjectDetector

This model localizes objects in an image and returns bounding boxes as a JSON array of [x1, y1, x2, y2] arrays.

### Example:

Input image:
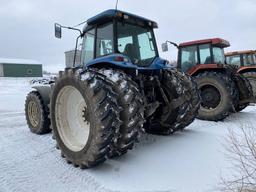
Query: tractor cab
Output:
[[56, 10, 167, 70], [225, 50, 256, 68], [225, 50, 256, 96], [176, 38, 230, 74]]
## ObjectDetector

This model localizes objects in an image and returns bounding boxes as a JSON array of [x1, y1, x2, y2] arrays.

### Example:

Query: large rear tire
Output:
[[174, 71, 201, 130], [50, 68, 121, 169], [145, 69, 200, 135], [98, 69, 144, 158], [234, 73, 253, 112], [195, 72, 234, 121], [242, 71, 256, 98], [25, 91, 51, 135]]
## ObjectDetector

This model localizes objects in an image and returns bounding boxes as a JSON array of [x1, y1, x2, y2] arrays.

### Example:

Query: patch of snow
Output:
[[30, 76, 55, 85]]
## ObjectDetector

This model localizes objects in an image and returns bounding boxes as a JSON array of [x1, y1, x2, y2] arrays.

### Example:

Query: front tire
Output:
[[50, 68, 121, 169]]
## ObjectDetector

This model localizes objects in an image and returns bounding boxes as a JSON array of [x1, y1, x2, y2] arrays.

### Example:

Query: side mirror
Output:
[[161, 42, 168, 52], [55, 23, 62, 39]]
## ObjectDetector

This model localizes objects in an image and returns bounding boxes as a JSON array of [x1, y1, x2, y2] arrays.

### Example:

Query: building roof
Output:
[[225, 50, 256, 56], [179, 38, 230, 48], [0, 58, 41, 65]]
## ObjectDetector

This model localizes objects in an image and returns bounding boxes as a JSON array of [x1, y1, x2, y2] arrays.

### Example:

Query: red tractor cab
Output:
[[177, 38, 229, 75], [226, 50, 256, 72], [162, 38, 254, 121], [226, 50, 256, 96]]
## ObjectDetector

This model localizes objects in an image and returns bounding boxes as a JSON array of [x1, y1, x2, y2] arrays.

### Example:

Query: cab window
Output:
[[96, 23, 114, 57], [243, 54, 254, 66], [82, 29, 95, 64], [213, 47, 225, 64], [199, 44, 211, 64], [226, 55, 241, 66], [180, 46, 198, 72]]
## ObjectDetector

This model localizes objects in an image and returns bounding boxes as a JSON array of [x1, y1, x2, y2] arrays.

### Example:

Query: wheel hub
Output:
[[28, 100, 40, 127], [201, 85, 221, 110]]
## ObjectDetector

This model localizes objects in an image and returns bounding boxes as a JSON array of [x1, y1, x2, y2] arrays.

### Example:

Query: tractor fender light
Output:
[[114, 56, 125, 62], [117, 12, 124, 18]]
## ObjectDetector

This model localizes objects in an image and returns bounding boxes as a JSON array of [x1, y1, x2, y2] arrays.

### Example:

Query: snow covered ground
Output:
[[0, 77, 255, 192]]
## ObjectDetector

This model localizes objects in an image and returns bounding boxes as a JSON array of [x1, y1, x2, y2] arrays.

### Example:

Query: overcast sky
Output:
[[0, 0, 255, 72]]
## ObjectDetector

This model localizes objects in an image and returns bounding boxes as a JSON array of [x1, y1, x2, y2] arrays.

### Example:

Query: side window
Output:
[[243, 54, 254, 65], [213, 47, 225, 64], [226, 55, 241, 66], [118, 36, 133, 52], [82, 29, 95, 64], [96, 23, 113, 57], [138, 32, 156, 60], [199, 44, 211, 64], [180, 46, 198, 72]]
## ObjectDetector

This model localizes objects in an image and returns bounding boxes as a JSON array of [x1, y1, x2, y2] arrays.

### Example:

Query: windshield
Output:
[[212, 47, 225, 64], [117, 22, 157, 66], [243, 53, 256, 66], [226, 55, 241, 67]]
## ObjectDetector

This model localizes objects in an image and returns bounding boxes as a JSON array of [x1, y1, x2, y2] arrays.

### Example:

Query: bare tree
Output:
[[220, 121, 256, 192]]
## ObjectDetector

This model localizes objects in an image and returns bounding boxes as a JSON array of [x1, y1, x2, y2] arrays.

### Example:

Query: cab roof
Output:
[[179, 38, 230, 48], [83, 9, 158, 32], [225, 50, 256, 56]]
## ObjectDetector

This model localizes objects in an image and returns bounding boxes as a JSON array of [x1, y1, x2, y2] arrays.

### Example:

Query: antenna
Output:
[[115, 0, 119, 10]]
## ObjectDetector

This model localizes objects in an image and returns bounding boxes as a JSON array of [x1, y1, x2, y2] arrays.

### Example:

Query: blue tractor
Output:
[[25, 10, 200, 168]]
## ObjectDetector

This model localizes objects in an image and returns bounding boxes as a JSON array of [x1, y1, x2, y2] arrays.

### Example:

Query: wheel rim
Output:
[[200, 85, 221, 110], [28, 100, 40, 127], [55, 86, 90, 152]]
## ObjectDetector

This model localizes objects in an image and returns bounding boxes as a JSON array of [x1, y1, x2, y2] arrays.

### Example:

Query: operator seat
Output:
[[204, 56, 212, 64], [123, 43, 139, 60]]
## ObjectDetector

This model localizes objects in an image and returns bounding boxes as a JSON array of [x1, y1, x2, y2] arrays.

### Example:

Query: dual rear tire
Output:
[[49, 68, 144, 168], [145, 69, 200, 134]]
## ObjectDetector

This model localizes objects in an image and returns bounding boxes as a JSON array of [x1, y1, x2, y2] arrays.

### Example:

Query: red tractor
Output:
[[225, 50, 256, 96], [162, 38, 254, 121]]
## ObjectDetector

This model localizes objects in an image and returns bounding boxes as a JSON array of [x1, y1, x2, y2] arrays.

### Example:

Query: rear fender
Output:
[[32, 85, 51, 107], [85, 54, 137, 69], [238, 66, 256, 74], [188, 64, 227, 76]]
